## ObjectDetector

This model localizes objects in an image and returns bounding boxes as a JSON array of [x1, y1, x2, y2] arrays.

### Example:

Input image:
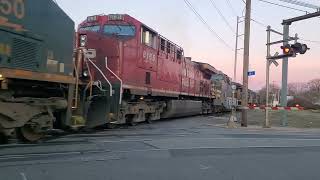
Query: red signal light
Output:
[[281, 45, 294, 56], [283, 47, 290, 54], [281, 43, 310, 57]]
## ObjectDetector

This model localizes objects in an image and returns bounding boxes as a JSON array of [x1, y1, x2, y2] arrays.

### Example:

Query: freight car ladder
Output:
[[72, 49, 94, 109], [72, 59, 80, 109]]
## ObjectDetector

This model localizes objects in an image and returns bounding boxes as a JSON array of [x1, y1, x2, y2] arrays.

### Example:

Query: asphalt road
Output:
[[1, 115, 320, 180]]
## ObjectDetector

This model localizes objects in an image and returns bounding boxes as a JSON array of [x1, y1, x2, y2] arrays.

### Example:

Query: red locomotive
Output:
[[76, 14, 220, 126]]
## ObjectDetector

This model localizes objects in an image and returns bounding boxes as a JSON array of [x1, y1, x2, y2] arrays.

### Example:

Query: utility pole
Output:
[[241, 0, 252, 127], [234, 16, 239, 82], [265, 26, 271, 128], [280, 24, 290, 126]]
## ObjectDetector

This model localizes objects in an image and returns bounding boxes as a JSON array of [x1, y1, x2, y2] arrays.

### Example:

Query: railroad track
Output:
[[1, 113, 231, 146]]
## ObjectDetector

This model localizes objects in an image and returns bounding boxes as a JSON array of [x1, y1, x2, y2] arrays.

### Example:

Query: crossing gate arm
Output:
[[239, 106, 305, 111]]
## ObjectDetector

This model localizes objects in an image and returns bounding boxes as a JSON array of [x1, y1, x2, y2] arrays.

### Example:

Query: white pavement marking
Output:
[[100, 139, 154, 143], [199, 164, 210, 170], [20, 172, 27, 180], [146, 137, 320, 150], [0, 151, 82, 161]]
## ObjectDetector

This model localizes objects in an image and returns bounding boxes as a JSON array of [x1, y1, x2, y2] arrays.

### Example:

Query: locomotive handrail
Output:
[[105, 57, 122, 105], [159, 35, 183, 50], [86, 59, 112, 97], [84, 58, 94, 96], [83, 50, 113, 97]]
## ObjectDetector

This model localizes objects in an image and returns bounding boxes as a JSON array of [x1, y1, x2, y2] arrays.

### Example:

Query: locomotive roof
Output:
[[195, 62, 220, 74], [79, 14, 184, 51]]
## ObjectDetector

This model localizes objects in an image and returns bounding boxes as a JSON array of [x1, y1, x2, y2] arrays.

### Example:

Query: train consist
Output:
[[76, 14, 238, 126], [0, 0, 257, 143]]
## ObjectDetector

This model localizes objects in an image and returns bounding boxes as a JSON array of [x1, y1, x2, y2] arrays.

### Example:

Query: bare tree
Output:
[[258, 84, 280, 105], [258, 79, 320, 107], [308, 79, 320, 93], [288, 82, 308, 96], [307, 79, 320, 103]]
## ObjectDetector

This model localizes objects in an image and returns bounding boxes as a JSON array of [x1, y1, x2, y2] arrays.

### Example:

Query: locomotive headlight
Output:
[[80, 35, 87, 41], [82, 70, 89, 77], [80, 41, 86, 47], [80, 35, 87, 47]]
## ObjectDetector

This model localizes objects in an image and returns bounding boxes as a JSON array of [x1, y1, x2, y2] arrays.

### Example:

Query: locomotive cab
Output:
[[77, 14, 138, 83], [74, 15, 139, 126]]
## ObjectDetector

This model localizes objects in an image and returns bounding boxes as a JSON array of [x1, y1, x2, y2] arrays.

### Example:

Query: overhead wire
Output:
[[256, 0, 320, 26], [208, 0, 235, 33], [225, 0, 239, 16], [183, 0, 234, 50], [251, 18, 268, 28], [250, 14, 320, 45], [299, 38, 320, 44], [257, 0, 310, 12], [278, 0, 320, 9]]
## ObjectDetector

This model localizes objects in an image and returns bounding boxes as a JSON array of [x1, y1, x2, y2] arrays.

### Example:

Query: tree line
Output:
[[258, 79, 320, 109]]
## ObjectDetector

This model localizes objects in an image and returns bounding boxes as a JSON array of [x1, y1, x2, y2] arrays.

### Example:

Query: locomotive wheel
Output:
[[127, 121, 137, 126], [146, 119, 152, 124], [16, 125, 44, 143], [105, 123, 118, 129]]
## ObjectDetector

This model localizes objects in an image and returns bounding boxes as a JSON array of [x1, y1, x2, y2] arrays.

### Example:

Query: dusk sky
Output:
[[55, 0, 320, 90]]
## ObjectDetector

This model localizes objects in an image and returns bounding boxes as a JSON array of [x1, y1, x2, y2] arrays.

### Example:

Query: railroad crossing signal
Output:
[[281, 44, 294, 56], [291, 43, 309, 54], [280, 42, 310, 58]]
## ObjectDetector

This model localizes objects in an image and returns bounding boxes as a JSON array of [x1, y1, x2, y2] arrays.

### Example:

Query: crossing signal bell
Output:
[[281, 43, 310, 58]]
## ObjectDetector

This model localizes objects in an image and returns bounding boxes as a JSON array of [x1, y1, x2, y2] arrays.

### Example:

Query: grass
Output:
[[236, 110, 320, 128]]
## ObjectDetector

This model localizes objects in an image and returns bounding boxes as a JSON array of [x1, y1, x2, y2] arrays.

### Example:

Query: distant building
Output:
[[287, 96, 294, 101]]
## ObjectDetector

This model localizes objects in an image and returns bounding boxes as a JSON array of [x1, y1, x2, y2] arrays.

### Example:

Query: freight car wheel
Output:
[[16, 114, 52, 142], [128, 121, 137, 126], [125, 115, 137, 126], [16, 125, 44, 143], [106, 123, 118, 129], [0, 133, 8, 144], [145, 114, 152, 124]]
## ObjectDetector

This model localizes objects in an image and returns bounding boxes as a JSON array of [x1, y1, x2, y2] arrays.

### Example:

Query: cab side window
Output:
[[141, 26, 157, 49]]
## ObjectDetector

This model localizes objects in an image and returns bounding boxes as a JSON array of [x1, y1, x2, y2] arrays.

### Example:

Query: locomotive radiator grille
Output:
[[11, 38, 39, 71]]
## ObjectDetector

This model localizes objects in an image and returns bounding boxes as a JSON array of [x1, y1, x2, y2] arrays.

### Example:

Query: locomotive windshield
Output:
[[79, 25, 101, 32], [103, 25, 136, 36]]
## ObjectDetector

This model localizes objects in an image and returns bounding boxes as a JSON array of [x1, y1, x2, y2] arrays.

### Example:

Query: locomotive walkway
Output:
[[1, 115, 320, 180]]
